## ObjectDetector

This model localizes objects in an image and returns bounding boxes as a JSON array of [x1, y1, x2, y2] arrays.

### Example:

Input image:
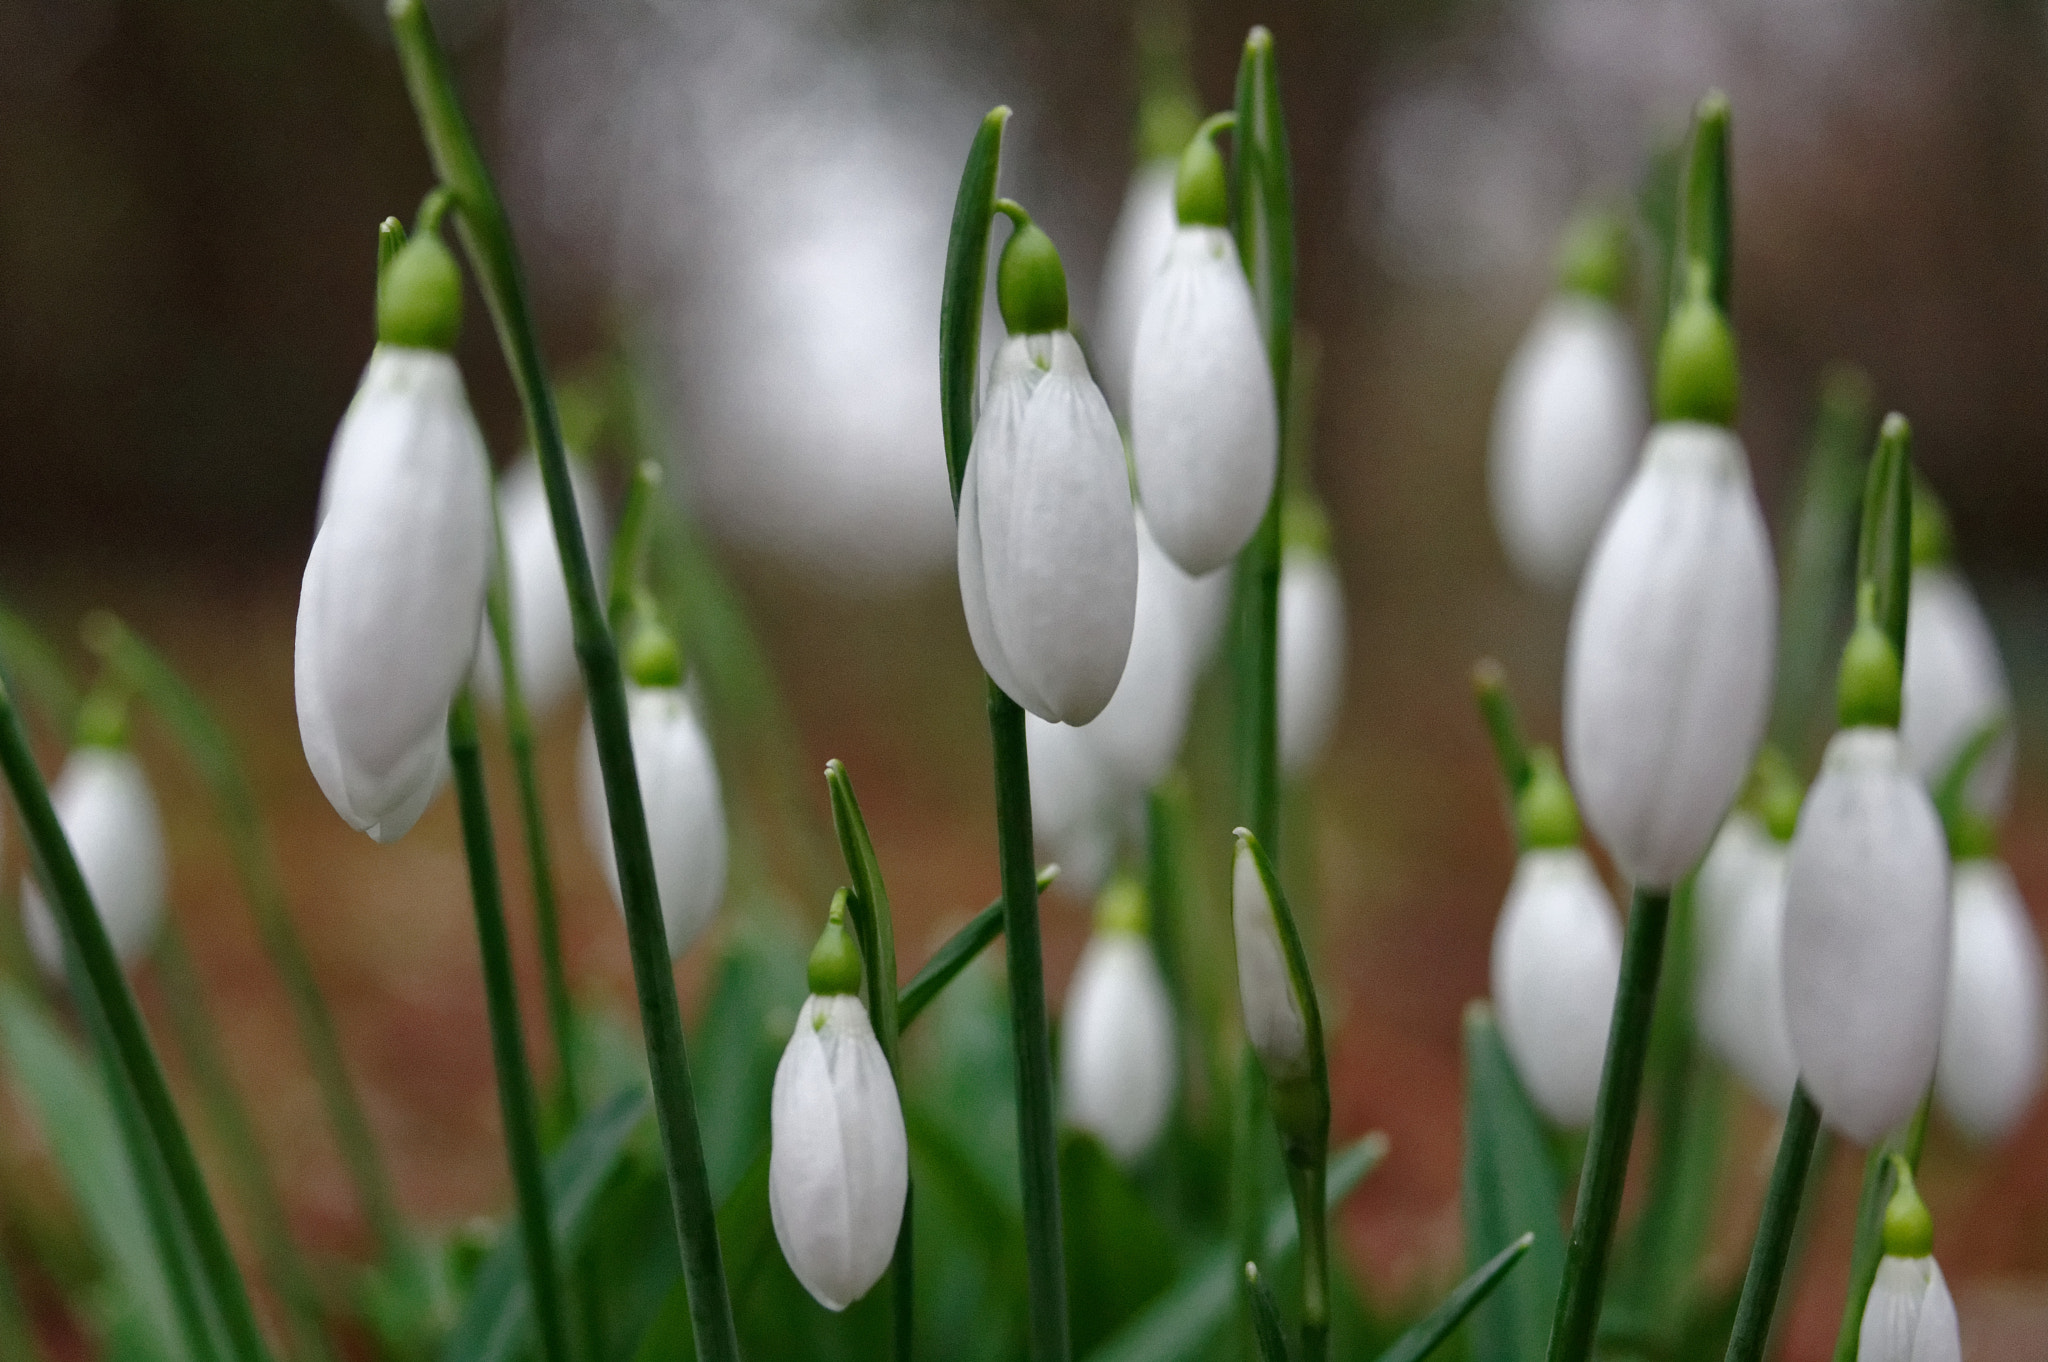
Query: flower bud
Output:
[[577, 684, 727, 959], [1060, 881, 1176, 1163], [1859, 1169, 1959, 1362], [1490, 846, 1621, 1127], [472, 454, 610, 718], [1093, 162, 1179, 421], [1901, 563, 2014, 816], [1693, 833, 1798, 1108], [1279, 543, 1347, 778], [22, 746, 167, 978], [1563, 421, 1776, 888], [376, 230, 463, 353], [1934, 858, 2044, 1143], [1233, 833, 1307, 1079], [996, 216, 1069, 336], [1653, 266, 1738, 427], [1837, 607, 1903, 731], [296, 346, 493, 842], [769, 986, 906, 1312], [1783, 728, 1951, 1143]]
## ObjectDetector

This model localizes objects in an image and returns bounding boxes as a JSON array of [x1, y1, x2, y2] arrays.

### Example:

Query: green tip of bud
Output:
[[1516, 748, 1581, 849], [1281, 493, 1333, 558], [1881, 1157, 1934, 1258], [1910, 476, 1953, 568], [377, 230, 463, 351], [1556, 210, 1629, 304], [1748, 747, 1806, 843], [1837, 593, 1903, 730], [995, 204, 1069, 335], [1139, 88, 1202, 167], [808, 891, 865, 996], [1095, 876, 1149, 936], [1655, 261, 1738, 426], [75, 686, 129, 750], [623, 613, 684, 689], [1174, 115, 1233, 228]]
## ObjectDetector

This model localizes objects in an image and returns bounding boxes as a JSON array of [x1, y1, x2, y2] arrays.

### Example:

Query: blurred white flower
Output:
[[1900, 564, 2013, 816], [1694, 835, 1798, 1108], [472, 455, 610, 718], [1935, 858, 2044, 1143], [1233, 834, 1307, 1078], [23, 747, 166, 978], [1061, 911, 1175, 1164], [1692, 810, 1773, 967], [1859, 1254, 1960, 1362], [1025, 715, 1123, 901], [1093, 160, 1179, 421], [1279, 547, 1347, 778], [1490, 846, 1621, 1127]]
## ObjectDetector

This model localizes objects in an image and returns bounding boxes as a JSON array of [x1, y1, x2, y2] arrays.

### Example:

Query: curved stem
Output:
[[1721, 1085, 1823, 1362]]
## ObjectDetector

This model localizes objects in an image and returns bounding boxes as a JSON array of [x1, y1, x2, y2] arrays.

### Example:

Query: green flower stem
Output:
[[82, 615, 417, 1282], [1832, 1090, 1932, 1362], [0, 676, 270, 1362], [1545, 886, 1673, 1362], [155, 926, 332, 1362], [605, 462, 663, 632], [387, 6, 739, 1357], [445, 692, 570, 1362], [1720, 1085, 1824, 1362]]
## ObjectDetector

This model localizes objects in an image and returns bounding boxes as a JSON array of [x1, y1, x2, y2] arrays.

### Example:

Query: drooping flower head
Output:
[[1900, 484, 2014, 817], [1857, 1162, 1960, 1362], [473, 453, 610, 718], [1935, 848, 2045, 1143], [1060, 877, 1176, 1164]]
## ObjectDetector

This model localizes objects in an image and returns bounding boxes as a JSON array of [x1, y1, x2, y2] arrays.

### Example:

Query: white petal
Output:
[[1491, 848, 1621, 1127], [1279, 550, 1347, 778], [1091, 160, 1179, 420], [1061, 932, 1176, 1163], [768, 994, 908, 1312], [1936, 859, 2045, 1142], [1901, 565, 2013, 817], [1131, 225, 1279, 576], [1074, 515, 1208, 794], [1859, 1256, 1937, 1362], [1696, 844, 1799, 1109], [1234, 841, 1307, 1076], [1025, 714, 1125, 900], [1692, 811, 1774, 973], [1489, 297, 1647, 590], [23, 749, 166, 979], [1908, 1260, 1961, 1362], [1783, 728, 1951, 1143], [473, 455, 610, 717], [958, 338, 1052, 714], [1563, 422, 1777, 888]]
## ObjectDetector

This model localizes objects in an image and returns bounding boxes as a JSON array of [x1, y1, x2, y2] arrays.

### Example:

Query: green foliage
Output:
[[1460, 1005, 1564, 1362]]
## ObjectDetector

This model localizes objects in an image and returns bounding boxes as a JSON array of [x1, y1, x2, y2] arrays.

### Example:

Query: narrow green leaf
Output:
[[1461, 1003, 1565, 1362], [895, 866, 1055, 1032], [1670, 92, 1731, 322], [1374, 1233, 1535, 1362], [1854, 414, 1915, 662], [1244, 1264, 1293, 1362], [1060, 1135, 1177, 1357], [939, 107, 1010, 506], [1472, 660, 1533, 803]]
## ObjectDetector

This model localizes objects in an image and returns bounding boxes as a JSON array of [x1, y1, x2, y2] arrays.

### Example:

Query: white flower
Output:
[[1694, 837, 1798, 1109], [1130, 225, 1279, 576], [22, 747, 166, 978], [1783, 728, 1951, 1143], [1488, 296, 1647, 591], [1061, 928, 1176, 1163], [769, 992, 907, 1312], [1901, 563, 2013, 816], [296, 346, 493, 843], [1233, 836, 1307, 1077], [957, 332, 1138, 725], [1490, 847, 1622, 1127], [472, 455, 610, 718], [1025, 715, 1124, 901], [1563, 422, 1777, 888], [1279, 547, 1347, 778], [578, 685, 727, 959], [1692, 810, 1774, 969], [1935, 858, 2045, 1142], [1858, 1255, 1960, 1362], [1093, 160, 1179, 421]]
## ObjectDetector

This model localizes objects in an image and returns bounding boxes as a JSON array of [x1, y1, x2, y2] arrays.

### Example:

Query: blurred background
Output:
[[4, 0, 2048, 1355]]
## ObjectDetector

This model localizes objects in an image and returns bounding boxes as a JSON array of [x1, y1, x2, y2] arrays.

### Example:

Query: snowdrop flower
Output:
[[1060, 879, 1176, 1163], [1233, 830, 1309, 1079], [1564, 274, 1775, 889], [1489, 753, 1621, 1127], [957, 207, 1137, 726], [1130, 119, 1279, 576], [472, 454, 610, 718], [296, 228, 492, 843], [1489, 215, 1647, 591], [1279, 503, 1347, 778], [1858, 1164, 1960, 1362], [770, 897, 907, 1312], [1093, 158, 1179, 421], [578, 624, 727, 959], [1695, 835, 1799, 1109], [22, 714, 166, 979], [1900, 516, 2013, 816], [1935, 856, 2044, 1142], [1025, 715, 1123, 900], [1692, 809, 1774, 967]]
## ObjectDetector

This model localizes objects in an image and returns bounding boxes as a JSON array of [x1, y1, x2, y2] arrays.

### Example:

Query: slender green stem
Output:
[[0, 677, 270, 1362], [606, 462, 663, 633], [1545, 886, 1673, 1362], [386, 7, 739, 1357], [1373, 1232, 1535, 1362], [1832, 1090, 1932, 1362], [1721, 1085, 1823, 1362], [1286, 1161, 1327, 1362], [445, 692, 570, 1362]]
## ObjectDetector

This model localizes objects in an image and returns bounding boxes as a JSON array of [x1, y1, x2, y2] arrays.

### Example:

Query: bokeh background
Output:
[[4, 0, 2048, 1355]]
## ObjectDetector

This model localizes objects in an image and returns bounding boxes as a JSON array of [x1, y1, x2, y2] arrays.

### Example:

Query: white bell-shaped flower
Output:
[[472, 454, 610, 718], [1563, 421, 1777, 888], [1935, 858, 2045, 1142], [1692, 810, 1774, 969], [1694, 837, 1798, 1109], [1130, 223, 1278, 576], [1783, 727, 1951, 1143], [1092, 159, 1178, 422], [1025, 714, 1123, 901], [1860, 1255, 1961, 1362], [1490, 846, 1622, 1127], [23, 746, 167, 978], [578, 683, 728, 959], [769, 905, 906, 1312], [1489, 295, 1647, 591], [1060, 882, 1176, 1164], [1901, 563, 2013, 816], [1279, 546, 1347, 779], [1233, 833, 1308, 1078]]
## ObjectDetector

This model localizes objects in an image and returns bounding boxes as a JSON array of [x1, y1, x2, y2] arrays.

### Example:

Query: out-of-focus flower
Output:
[[23, 743, 166, 978], [1491, 842, 1621, 1127], [1025, 715, 1123, 901], [1279, 510, 1347, 778], [1233, 831, 1307, 1079], [1093, 160, 1178, 421], [472, 454, 610, 718], [1694, 833, 1798, 1108], [1935, 857, 2044, 1143], [1900, 562, 2012, 816], [1060, 879, 1175, 1164]]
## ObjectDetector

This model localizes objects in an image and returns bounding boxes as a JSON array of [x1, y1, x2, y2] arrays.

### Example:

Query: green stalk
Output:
[[0, 677, 270, 1362], [1544, 886, 1672, 1362], [1719, 1085, 1823, 1362], [386, 7, 739, 1357], [154, 927, 332, 1362], [445, 692, 570, 1362]]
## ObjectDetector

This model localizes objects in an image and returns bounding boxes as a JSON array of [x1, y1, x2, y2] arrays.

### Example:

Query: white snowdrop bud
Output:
[[472, 454, 610, 718], [578, 684, 728, 959], [1488, 296, 1647, 591], [1025, 714, 1123, 901], [1060, 881, 1176, 1163], [1859, 1169, 1958, 1362], [1901, 563, 2013, 816], [1092, 160, 1179, 422], [22, 746, 167, 978], [1694, 838, 1798, 1109], [1783, 728, 1951, 1143], [1233, 833, 1307, 1078], [1490, 846, 1622, 1127], [770, 905, 907, 1312], [1692, 811, 1773, 970], [1279, 546, 1347, 779], [1563, 422, 1777, 888], [1935, 858, 2045, 1143]]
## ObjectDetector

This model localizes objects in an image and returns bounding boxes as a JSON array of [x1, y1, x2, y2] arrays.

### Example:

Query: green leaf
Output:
[[1670, 92, 1731, 322], [939, 107, 1010, 506], [1244, 1263, 1293, 1362], [1460, 1003, 1565, 1362], [1061, 1135, 1178, 1357], [896, 865, 1054, 1032], [687, 924, 804, 1203], [1372, 1234, 1534, 1362], [1854, 414, 1915, 663]]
